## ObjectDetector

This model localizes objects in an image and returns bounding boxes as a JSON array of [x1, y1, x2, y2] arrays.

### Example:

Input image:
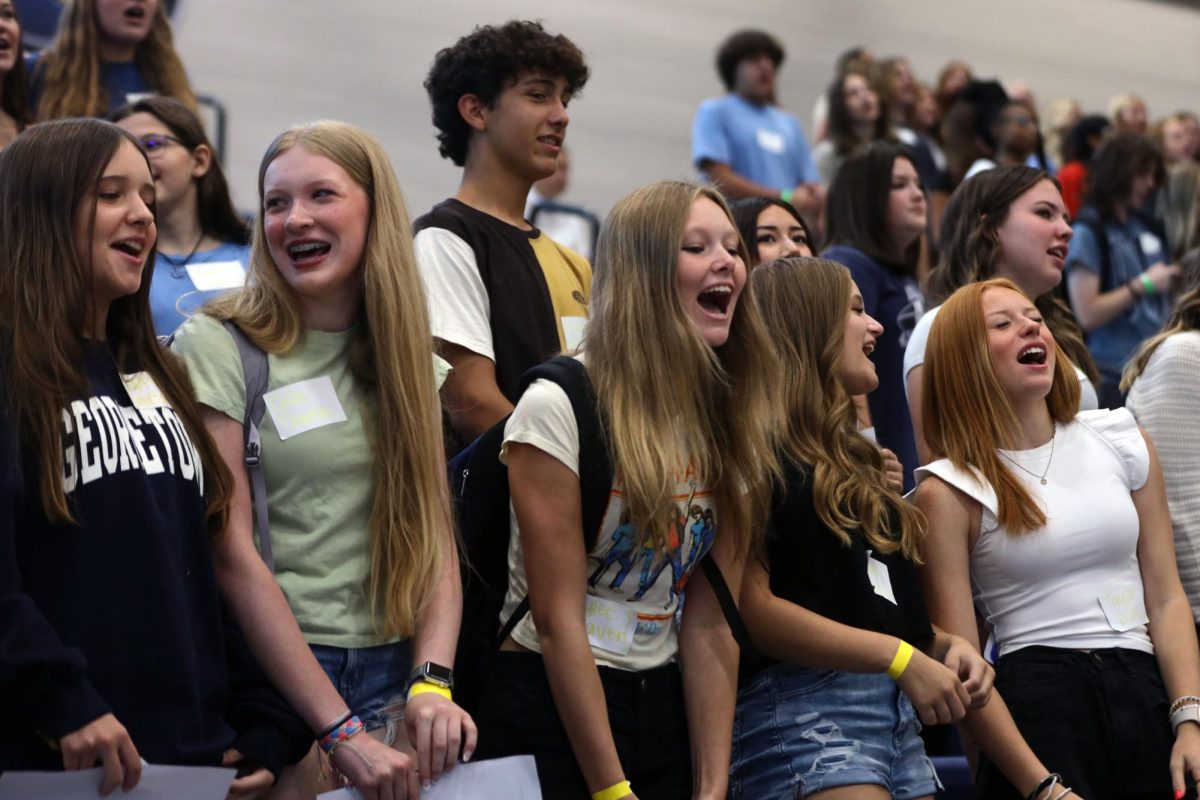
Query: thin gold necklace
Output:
[[1000, 423, 1056, 486]]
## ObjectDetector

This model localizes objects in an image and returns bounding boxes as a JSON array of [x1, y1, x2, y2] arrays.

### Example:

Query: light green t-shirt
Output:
[[173, 314, 384, 648]]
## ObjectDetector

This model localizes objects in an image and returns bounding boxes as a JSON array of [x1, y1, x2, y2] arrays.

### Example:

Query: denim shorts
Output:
[[310, 640, 413, 742], [730, 664, 942, 799]]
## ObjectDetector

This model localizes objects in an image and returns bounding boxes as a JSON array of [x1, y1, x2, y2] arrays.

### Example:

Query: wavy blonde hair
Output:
[[207, 121, 451, 639], [923, 278, 1080, 534], [753, 257, 924, 559], [586, 181, 781, 559], [35, 0, 197, 120]]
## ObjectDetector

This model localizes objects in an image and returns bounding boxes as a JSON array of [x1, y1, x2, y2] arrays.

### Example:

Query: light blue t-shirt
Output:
[[150, 240, 250, 336], [1066, 211, 1170, 381], [691, 94, 819, 189]]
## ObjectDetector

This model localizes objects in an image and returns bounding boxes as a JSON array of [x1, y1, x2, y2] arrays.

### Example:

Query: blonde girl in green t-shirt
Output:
[[178, 121, 472, 799]]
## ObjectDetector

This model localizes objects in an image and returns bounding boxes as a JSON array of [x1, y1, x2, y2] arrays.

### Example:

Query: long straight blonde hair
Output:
[[923, 278, 1080, 534], [753, 257, 924, 558], [35, 0, 197, 120], [586, 181, 781, 559], [207, 121, 451, 639]]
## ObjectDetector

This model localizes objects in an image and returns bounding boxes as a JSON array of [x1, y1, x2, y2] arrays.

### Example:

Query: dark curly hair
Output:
[[424, 20, 589, 167], [715, 29, 784, 92]]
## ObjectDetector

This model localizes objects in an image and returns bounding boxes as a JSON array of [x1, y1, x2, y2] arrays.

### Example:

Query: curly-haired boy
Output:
[[414, 21, 591, 450]]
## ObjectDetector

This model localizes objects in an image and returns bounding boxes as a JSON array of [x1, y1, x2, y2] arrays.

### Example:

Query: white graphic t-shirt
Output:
[[498, 362, 716, 671]]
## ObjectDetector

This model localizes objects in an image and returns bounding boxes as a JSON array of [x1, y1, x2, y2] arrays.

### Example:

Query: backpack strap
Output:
[[221, 320, 275, 571], [699, 555, 753, 652], [494, 356, 612, 647]]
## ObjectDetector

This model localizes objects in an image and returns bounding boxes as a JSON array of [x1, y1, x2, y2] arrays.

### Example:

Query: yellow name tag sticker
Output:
[[263, 376, 347, 440], [120, 372, 171, 410], [1098, 585, 1149, 632], [866, 550, 897, 605], [585, 595, 637, 656]]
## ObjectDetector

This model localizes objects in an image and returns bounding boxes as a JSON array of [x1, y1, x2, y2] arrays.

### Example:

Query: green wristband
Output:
[[1140, 273, 1155, 296], [779, 188, 795, 205]]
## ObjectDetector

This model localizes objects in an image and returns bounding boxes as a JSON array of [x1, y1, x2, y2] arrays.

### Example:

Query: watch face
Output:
[[415, 661, 454, 687]]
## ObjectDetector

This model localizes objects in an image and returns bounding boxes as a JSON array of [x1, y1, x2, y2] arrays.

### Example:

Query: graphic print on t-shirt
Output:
[[586, 461, 716, 640]]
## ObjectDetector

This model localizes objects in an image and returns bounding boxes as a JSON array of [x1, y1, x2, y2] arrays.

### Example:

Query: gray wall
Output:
[[173, 0, 1200, 219]]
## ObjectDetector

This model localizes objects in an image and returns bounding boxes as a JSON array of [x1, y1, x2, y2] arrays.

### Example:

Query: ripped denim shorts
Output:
[[310, 640, 412, 745], [729, 665, 942, 799]]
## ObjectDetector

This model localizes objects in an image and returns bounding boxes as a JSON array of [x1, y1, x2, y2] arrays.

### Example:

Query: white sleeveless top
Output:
[[914, 409, 1152, 658]]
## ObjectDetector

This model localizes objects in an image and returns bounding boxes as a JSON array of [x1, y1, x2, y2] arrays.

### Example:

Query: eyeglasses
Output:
[[137, 134, 185, 155]]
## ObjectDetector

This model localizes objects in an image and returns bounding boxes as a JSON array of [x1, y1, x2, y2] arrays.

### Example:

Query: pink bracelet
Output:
[[318, 715, 364, 754]]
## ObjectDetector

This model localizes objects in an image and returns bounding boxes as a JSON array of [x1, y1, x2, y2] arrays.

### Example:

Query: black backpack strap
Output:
[[494, 356, 612, 646], [699, 555, 753, 652], [221, 320, 274, 571]]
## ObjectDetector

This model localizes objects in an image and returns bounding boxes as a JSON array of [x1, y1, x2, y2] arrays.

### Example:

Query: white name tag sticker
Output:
[[585, 595, 637, 656], [185, 260, 246, 292], [1138, 232, 1163, 257], [121, 372, 171, 410], [263, 376, 347, 440], [755, 128, 786, 155], [561, 316, 587, 351], [866, 551, 897, 605], [1099, 585, 1149, 632]]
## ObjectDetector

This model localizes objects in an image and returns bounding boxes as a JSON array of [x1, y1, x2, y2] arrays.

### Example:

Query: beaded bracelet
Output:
[[318, 714, 365, 754], [1169, 695, 1200, 715]]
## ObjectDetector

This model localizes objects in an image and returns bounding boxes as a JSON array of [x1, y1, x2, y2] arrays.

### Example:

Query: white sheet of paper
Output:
[[865, 550, 898, 605], [185, 260, 246, 292], [585, 594, 637, 655], [263, 375, 347, 440], [316, 755, 541, 800], [0, 764, 235, 800], [1099, 584, 1150, 632], [121, 372, 172, 410]]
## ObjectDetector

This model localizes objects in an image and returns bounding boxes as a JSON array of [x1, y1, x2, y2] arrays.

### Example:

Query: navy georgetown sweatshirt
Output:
[[0, 344, 310, 776]]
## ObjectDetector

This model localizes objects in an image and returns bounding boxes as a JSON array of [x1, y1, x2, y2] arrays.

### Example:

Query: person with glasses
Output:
[[111, 96, 249, 336], [964, 101, 1042, 181]]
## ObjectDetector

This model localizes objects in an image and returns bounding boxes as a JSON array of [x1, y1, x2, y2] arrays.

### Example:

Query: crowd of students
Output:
[[2, 4, 1200, 800]]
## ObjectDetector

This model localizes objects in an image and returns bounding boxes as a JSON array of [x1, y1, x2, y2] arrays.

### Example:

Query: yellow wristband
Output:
[[407, 680, 452, 701], [886, 640, 914, 680], [592, 779, 632, 800]]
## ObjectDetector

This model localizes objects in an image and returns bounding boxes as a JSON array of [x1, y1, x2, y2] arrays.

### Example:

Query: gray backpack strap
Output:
[[221, 320, 275, 571]]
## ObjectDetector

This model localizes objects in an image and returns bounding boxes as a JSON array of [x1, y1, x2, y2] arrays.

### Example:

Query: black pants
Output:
[[472, 650, 692, 799], [976, 646, 1185, 799]]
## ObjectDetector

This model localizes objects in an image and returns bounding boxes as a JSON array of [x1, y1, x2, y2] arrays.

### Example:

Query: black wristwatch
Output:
[[409, 661, 454, 691]]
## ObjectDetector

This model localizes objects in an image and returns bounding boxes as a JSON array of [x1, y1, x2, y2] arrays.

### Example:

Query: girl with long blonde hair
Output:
[[32, 0, 196, 120], [915, 278, 1200, 798], [472, 181, 779, 799], [731, 257, 991, 800], [173, 120, 472, 799]]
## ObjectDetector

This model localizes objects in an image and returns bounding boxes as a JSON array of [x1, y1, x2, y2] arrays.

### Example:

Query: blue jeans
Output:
[[730, 664, 941, 799], [310, 640, 412, 741]]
